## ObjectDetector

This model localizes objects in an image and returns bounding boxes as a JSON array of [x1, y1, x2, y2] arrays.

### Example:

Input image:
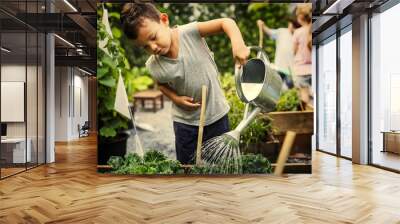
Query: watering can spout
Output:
[[226, 107, 262, 139]]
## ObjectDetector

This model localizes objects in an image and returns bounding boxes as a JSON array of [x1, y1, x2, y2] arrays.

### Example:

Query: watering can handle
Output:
[[234, 46, 270, 103]]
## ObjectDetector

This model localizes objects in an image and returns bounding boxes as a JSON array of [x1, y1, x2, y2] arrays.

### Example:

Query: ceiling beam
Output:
[[67, 13, 96, 47], [55, 55, 96, 71]]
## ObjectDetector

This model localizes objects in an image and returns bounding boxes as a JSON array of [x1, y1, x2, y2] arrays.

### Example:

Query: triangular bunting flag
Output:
[[114, 71, 131, 119]]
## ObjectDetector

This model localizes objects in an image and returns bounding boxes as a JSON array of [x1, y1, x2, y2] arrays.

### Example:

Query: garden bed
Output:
[[97, 163, 310, 174], [98, 150, 273, 175]]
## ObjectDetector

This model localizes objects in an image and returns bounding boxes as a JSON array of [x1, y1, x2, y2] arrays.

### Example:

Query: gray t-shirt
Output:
[[145, 22, 230, 126]]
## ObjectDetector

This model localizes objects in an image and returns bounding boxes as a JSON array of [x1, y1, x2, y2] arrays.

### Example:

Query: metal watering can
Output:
[[226, 46, 283, 141]]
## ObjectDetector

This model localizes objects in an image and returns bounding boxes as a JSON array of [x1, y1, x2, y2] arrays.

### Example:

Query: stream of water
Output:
[[201, 134, 243, 174]]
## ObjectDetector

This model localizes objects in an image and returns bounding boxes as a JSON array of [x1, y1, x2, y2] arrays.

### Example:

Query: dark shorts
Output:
[[173, 114, 230, 164]]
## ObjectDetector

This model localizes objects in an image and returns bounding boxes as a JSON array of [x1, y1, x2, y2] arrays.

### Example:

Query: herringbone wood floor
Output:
[[1, 135, 400, 224]]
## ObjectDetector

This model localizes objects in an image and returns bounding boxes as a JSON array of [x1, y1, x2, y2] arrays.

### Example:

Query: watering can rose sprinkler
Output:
[[201, 46, 283, 174]]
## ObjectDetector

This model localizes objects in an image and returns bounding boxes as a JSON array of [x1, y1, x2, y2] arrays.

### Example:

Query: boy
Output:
[[121, 3, 249, 164]]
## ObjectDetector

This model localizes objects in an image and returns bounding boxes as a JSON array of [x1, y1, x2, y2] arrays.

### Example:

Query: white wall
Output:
[[55, 66, 70, 141], [1, 64, 45, 164], [54, 67, 89, 141], [1, 65, 35, 137]]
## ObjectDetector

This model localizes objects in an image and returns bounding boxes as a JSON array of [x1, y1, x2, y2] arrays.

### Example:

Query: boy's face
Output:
[[134, 14, 172, 56]]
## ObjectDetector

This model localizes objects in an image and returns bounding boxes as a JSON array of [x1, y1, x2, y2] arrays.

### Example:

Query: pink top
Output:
[[293, 26, 312, 76]]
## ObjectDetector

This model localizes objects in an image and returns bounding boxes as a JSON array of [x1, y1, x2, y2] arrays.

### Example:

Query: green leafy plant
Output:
[[108, 156, 124, 170], [107, 151, 184, 175], [143, 149, 168, 163], [97, 20, 129, 138], [123, 153, 143, 166], [240, 117, 272, 147], [241, 153, 272, 173], [276, 89, 301, 111]]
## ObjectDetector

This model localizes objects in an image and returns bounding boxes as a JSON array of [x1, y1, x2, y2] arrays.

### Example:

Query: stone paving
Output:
[[126, 100, 176, 160]]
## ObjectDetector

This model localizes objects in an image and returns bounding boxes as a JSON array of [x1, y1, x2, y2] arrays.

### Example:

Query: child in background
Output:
[[120, 3, 249, 164], [257, 17, 301, 89], [293, 4, 312, 103]]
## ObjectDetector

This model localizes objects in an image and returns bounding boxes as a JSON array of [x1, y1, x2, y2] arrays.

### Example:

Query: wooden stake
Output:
[[196, 85, 207, 165], [274, 131, 296, 176], [259, 24, 264, 48]]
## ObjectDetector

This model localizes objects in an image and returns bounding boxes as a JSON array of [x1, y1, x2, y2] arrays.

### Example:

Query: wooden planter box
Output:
[[266, 111, 314, 135], [260, 110, 314, 173]]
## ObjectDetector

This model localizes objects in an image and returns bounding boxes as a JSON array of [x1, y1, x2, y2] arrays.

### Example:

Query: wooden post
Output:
[[274, 131, 296, 176], [259, 24, 264, 48], [196, 85, 207, 165]]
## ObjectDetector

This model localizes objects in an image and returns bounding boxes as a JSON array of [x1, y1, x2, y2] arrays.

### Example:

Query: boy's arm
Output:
[[197, 18, 249, 65], [157, 83, 201, 111]]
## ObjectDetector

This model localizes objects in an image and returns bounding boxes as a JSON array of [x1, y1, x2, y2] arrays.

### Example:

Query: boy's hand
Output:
[[232, 43, 250, 66], [173, 96, 201, 111]]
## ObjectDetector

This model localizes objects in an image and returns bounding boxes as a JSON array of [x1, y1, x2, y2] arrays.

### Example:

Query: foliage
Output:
[[97, 20, 129, 138], [108, 156, 124, 170], [97, 5, 153, 139], [276, 89, 300, 111], [109, 151, 272, 175], [190, 153, 272, 174], [219, 72, 244, 129], [219, 73, 272, 147], [241, 153, 272, 174], [124, 152, 143, 166], [200, 3, 290, 74], [143, 149, 168, 163], [107, 151, 184, 175], [240, 117, 272, 147]]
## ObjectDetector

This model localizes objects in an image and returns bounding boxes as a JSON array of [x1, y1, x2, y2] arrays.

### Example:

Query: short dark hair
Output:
[[121, 3, 160, 40]]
